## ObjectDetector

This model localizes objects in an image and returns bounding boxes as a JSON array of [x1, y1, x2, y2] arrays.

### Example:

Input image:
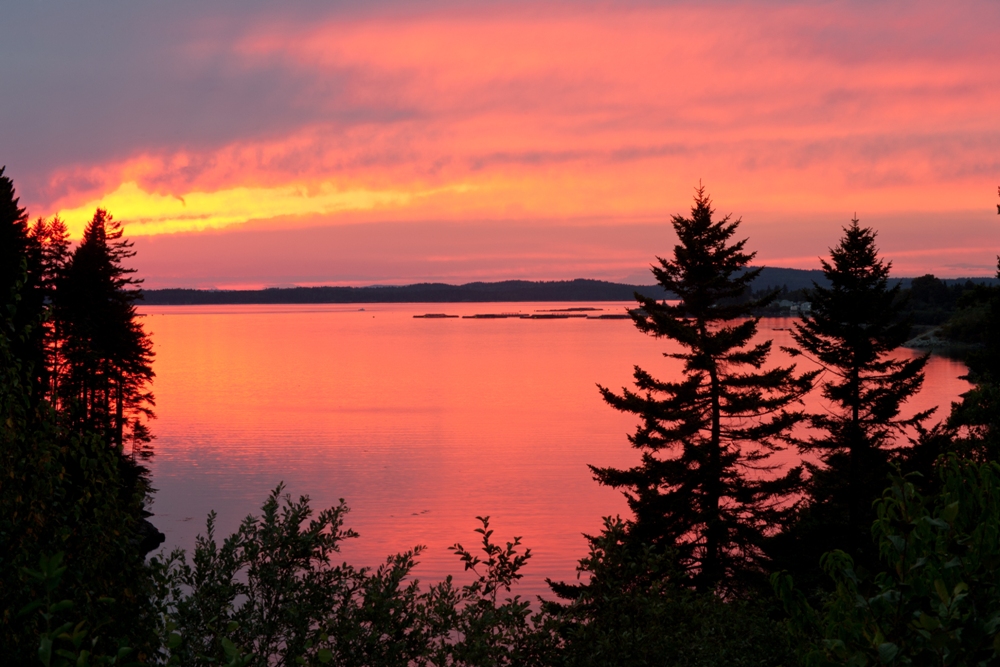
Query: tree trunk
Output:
[[115, 369, 124, 450], [848, 366, 862, 551], [703, 356, 723, 593]]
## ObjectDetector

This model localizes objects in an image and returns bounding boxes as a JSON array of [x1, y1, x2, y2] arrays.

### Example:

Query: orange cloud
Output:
[[32, 1, 998, 278], [55, 179, 479, 238]]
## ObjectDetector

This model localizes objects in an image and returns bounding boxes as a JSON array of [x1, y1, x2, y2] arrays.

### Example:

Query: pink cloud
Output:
[[6, 1, 997, 283]]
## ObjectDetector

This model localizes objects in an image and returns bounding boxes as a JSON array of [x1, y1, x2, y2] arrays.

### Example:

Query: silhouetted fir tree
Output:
[[780, 219, 930, 579], [591, 187, 815, 595], [0, 166, 47, 397], [56, 208, 155, 457], [28, 215, 71, 399], [29, 215, 70, 292], [0, 167, 30, 298]]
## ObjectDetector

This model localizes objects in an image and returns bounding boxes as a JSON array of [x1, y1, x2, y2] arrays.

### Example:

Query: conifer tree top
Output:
[[0, 166, 26, 221], [1, 165, 31, 288], [821, 218, 891, 293], [793, 218, 912, 373], [652, 184, 762, 323]]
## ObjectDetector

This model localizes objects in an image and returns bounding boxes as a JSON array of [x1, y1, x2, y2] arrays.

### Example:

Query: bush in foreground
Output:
[[149, 486, 558, 666], [775, 457, 1000, 666]]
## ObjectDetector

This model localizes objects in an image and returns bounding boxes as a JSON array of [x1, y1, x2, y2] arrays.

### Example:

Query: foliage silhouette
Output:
[[0, 277, 156, 663], [946, 258, 1000, 464], [775, 458, 1000, 666], [591, 185, 815, 594], [19, 553, 140, 666], [777, 219, 931, 586], [29, 214, 72, 398], [0, 165, 47, 398], [55, 208, 155, 458], [150, 488, 560, 666]]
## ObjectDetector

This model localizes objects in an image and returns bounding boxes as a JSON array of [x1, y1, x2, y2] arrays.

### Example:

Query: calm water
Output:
[[143, 302, 971, 597]]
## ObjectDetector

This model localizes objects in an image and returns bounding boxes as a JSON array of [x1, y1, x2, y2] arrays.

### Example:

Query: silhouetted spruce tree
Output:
[[0, 166, 47, 397], [0, 167, 31, 300], [784, 219, 930, 576], [56, 208, 155, 457], [28, 215, 71, 399], [592, 186, 815, 595]]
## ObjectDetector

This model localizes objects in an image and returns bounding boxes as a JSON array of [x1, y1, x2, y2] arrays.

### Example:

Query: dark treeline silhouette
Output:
[[145, 279, 671, 304], [0, 167, 155, 456], [143, 270, 998, 306], [0, 167, 160, 663], [753, 272, 998, 335], [3, 171, 1000, 665]]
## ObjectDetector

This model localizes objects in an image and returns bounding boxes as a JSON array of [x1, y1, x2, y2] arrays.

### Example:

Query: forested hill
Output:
[[142, 268, 999, 305], [143, 279, 671, 304]]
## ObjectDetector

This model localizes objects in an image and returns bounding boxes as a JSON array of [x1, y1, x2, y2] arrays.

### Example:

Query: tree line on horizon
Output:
[[3, 167, 1000, 665], [139, 266, 999, 309]]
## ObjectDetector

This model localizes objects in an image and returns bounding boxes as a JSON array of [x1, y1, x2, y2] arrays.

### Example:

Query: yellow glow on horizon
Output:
[[56, 180, 477, 238]]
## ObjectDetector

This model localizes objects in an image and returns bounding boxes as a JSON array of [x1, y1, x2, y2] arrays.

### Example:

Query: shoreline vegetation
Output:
[[144, 271, 999, 305], [4, 169, 1000, 666]]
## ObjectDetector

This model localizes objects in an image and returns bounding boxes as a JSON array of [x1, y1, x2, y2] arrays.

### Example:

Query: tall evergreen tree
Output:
[[56, 209, 155, 457], [592, 187, 815, 595], [29, 215, 70, 290], [28, 216, 71, 399], [784, 219, 929, 574], [0, 166, 30, 300], [0, 166, 46, 395]]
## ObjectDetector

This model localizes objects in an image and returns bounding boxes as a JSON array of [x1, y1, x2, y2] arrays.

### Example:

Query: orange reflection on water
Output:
[[144, 303, 970, 596]]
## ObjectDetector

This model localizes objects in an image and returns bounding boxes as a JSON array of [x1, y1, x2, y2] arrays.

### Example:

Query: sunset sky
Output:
[[2, 1, 998, 288]]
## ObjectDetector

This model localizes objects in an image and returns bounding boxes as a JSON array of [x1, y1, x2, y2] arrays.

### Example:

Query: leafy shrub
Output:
[[775, 457, 1000, 666], [150, 486, 558, 666], [19, 553, 139, 667]]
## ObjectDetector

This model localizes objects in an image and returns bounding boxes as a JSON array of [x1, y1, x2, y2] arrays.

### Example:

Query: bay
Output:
[[143, 302, 971, 597]]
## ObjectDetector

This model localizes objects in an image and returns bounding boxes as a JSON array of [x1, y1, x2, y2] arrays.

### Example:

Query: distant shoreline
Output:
[[142, 279, 668, 305], [142, 269, 999, 305]]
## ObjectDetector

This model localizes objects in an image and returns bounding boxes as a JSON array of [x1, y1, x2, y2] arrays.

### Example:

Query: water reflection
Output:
[[143, 302, 970, 596]]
